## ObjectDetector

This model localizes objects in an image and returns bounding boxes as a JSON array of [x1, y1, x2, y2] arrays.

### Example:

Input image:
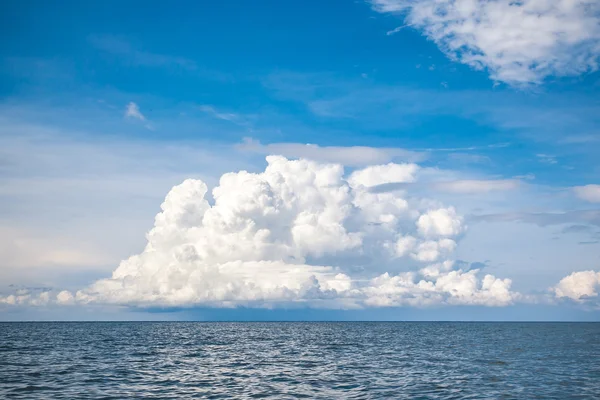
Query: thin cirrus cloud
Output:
[[371, 0, 600, 85], [469, 210, 600, 228], [237, 138, 428, 166], [198, 105, 243, 123], [88, 35, 231, 82], [368, 178, 521, 195], [434, 179, 520, 193], [89, 35, 197, 70]]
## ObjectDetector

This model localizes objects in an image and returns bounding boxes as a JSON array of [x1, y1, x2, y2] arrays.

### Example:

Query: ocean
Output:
[[1, 322, 599, 399]]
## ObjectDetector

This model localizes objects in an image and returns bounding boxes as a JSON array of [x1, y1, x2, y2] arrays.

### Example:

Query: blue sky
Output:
[[1, 0, 599, 320]]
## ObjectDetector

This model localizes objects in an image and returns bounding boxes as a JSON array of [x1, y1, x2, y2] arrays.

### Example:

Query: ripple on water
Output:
[[0, 322, 599, 399]]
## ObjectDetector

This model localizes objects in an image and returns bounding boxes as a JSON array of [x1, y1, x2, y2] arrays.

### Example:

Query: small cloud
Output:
[[124, 102, 154, 130], [386, 24, 411, 36], [198, 104, 248, 126], [514, 173, 535, 181], [440, 81, 448, 88], [125, 102, 146, 121], [536, 154, 557, 165]]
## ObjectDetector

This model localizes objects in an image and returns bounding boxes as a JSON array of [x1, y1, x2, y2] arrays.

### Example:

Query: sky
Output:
[[1, 0, 600, 321]]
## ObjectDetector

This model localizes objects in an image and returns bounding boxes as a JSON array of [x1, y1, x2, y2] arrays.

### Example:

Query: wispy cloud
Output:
[[370, 179, 521, 195], [560, 134, 600, 144], [89, 35, 196, 69], [561, 225, 594, 235], [469, 210, 600, 228], [433, 179, 521, 194], [88, 35, 231, 82], [124, 102, 154, 130], [265, 71, 600, 145], [421, 143, 511, 152], [371, 0, 600, 85], [573, 185, 600, 203], [124, 102, 145, 121], [237, 138, 427, 166], [386, 24, 411, 36], [198, 105, 251, 127], [446, 153, 491, 165], [536, 154, 558, 165]]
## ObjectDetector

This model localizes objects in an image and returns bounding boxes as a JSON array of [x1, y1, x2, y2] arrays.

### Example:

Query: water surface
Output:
[[1, 322, 598, 399]]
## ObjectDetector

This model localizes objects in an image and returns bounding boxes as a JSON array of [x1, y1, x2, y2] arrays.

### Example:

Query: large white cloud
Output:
[[372, 0, 600, 85], [553, 270, 600, 301], [1, 156, 517, 309]]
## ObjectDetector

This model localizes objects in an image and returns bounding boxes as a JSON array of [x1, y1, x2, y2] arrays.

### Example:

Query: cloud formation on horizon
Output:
[[1, 157, 595, 311], [38, 157, 519, 308]]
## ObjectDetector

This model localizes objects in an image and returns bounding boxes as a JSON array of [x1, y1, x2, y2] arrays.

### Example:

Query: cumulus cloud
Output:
[[0, 289, 52, 306], [125, 102, 146, 121], [573, 185, 600, 203], [56, 290, 75, 305], [364, 264, 513, 307], [553, 270, 600, 301], [372, 0, 600, 85], [417, 207, 463, 237], [1, 156, 517, 309]]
